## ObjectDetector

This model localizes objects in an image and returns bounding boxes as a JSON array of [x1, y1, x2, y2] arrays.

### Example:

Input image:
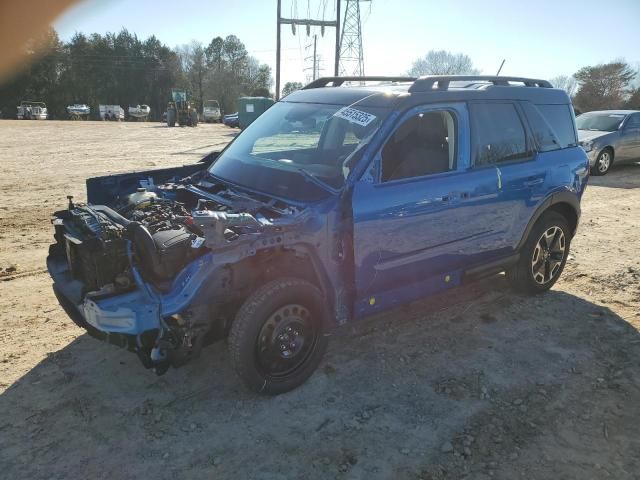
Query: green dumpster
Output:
[[238, 97, 274, 129]]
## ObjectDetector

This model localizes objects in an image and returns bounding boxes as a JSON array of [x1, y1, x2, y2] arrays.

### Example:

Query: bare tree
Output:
[[550, 75, 578, 96], [408, 50, 479, 77]]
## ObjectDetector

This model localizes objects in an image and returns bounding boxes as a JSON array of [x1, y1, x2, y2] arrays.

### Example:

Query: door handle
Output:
[[524, 177, 544, 187]]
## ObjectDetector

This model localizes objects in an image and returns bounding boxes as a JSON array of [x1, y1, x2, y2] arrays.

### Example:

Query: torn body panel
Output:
[[47, 160, 350, 373]]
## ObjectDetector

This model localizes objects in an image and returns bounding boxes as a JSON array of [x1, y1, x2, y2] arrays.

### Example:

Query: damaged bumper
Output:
[[48, 242, 222, 370]]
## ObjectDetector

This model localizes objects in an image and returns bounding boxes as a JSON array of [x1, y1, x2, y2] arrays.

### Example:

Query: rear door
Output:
[[468, 101, 547, 249]]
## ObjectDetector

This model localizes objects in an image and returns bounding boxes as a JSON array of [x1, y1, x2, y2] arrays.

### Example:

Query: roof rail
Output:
[[409, 75, 553, 92], [303, 76, 417, 89]]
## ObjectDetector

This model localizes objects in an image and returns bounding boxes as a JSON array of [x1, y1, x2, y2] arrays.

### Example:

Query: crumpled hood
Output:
[[577, 130, 613, 142]]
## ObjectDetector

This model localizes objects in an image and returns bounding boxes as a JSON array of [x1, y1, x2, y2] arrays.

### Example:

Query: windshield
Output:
[[204, 101, 219, 109], [576, 113, 626, 132], [208, 101, 390, 202]]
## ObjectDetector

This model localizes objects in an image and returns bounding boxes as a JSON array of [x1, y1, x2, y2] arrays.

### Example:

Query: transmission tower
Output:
[[338, 0, 370, 77], [276, 0, 341, 100]]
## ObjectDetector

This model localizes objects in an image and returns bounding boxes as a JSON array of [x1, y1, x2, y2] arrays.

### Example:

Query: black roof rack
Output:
[[408, 75, 553, 92], [303, 76, 416, 89]]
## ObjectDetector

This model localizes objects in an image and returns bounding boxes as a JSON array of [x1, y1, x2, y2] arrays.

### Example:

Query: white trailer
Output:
[[99, 105, 125, 121]]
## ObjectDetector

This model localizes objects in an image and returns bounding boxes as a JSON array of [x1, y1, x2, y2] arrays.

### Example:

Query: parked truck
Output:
[[202, 100, 222, 123]]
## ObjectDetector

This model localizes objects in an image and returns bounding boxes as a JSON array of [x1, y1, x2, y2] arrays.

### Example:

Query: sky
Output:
[[54, 0, 640, 89]]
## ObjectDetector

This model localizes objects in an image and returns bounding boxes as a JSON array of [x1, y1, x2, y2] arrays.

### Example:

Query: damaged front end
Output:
[[47, 162, 314, 374]]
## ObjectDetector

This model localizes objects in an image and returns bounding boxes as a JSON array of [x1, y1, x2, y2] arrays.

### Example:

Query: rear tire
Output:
[[591, 148, 613, 176], [229, 278, 328, 395], [508, 211, 571, 294]]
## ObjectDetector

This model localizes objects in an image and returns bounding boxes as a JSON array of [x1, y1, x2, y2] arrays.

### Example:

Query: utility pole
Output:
[[334, 0, 341, 77], [304, 34, 321, 82], [276, 0, 341, 100], [276, 0, 282, 100], [339, 0, 369, 77], [313, 34, 318, 80]]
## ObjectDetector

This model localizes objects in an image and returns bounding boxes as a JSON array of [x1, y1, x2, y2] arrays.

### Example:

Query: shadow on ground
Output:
[[1, 278, 639, 479], [589, 162, 640, 189]]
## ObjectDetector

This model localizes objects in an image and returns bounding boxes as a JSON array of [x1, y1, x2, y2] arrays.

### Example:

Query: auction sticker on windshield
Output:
[[334, 107, 377, 127]]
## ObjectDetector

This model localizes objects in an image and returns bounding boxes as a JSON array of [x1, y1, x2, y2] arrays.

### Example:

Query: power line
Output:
[[276, 0, 341, 100]]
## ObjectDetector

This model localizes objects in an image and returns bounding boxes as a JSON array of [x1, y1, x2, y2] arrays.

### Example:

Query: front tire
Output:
[[591, 148, 613, 176], [508, 211, 571, 294], [229, 278, 328, 394]]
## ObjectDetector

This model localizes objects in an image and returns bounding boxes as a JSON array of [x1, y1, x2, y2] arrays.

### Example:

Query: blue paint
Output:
[[51, 78, 589, 341]]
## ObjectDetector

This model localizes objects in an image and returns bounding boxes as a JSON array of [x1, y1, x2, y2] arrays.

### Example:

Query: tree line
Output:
[[409, 50, 640, 113], [0, 28, 273, 120], [2, 36, 638, 120]]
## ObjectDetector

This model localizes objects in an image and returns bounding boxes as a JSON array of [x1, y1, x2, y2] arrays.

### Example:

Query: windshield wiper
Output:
[[297, 168, 340, 195]]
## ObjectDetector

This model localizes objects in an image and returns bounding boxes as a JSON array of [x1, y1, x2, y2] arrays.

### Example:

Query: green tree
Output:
[[282, 81, 303, 97], [573, 61, 636, 112]]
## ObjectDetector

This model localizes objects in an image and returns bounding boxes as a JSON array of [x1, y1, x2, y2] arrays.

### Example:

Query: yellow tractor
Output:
[[166, 89, 198, 127]]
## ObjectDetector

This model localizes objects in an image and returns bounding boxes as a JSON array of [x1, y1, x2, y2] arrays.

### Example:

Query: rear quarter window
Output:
[[536, 104, 577, 148]]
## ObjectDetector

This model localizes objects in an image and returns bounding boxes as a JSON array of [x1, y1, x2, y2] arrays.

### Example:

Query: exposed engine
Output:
[[51, 179, 301, 298], [52, 188, 209, 295], [49, 171, 309, 374]]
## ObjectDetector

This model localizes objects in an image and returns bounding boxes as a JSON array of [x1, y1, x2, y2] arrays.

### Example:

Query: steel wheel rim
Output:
[[531, 226, 566, 285], [256, 304, 317, 378], [598, 152, 610, 173]]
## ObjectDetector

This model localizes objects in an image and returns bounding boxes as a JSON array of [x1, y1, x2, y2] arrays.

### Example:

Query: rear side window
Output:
[[536, 104, 577, 148], [521, 103, 561, 152], [470, 103, 529, 167]]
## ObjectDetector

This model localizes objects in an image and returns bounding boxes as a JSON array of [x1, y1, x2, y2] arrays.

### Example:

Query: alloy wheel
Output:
[[597, 151, 611, 173], [531, 226, 566, 285]]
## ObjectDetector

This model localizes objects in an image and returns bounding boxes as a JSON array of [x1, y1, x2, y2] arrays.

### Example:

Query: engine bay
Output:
[[51, 170, 301, 298]]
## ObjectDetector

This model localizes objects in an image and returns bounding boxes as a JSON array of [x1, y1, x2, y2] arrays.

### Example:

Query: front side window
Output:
[[625, 113, 640, 128], [381, 110, 456, 181], [208, 101, 390, 201], [470, 103, 529, 167]]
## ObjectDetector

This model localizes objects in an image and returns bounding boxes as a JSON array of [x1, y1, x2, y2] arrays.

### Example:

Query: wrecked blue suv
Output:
[[48, 76, 589, 394]]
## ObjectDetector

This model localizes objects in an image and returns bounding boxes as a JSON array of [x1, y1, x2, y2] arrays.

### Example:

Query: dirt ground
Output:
[[1, 120, 639, 480]]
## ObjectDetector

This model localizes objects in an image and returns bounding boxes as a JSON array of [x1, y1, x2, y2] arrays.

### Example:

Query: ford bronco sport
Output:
[[47, 75, 589, 394]]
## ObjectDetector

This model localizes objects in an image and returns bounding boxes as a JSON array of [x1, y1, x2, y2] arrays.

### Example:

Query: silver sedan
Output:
[[577, 110, 640, 175]]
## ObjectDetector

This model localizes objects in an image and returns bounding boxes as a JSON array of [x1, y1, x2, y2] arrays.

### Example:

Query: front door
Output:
[[351, 103, 506, 317], [617, 113, 640, 162]]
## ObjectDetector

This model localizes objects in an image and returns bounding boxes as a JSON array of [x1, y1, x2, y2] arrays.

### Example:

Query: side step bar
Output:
[[463, 254, 520, 283]]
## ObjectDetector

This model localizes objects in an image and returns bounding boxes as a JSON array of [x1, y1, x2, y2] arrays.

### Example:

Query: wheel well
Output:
[[600, 146, 614, 160], [547, 202, 578, 236]]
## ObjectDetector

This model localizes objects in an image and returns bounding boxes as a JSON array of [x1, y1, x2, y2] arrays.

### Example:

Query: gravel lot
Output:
[[1, 120, 639, 479]]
